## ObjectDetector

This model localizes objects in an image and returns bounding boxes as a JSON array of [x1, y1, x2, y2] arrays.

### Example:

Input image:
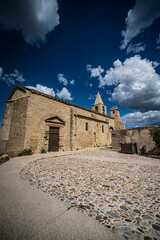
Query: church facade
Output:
[[0, 85, 124, 154]]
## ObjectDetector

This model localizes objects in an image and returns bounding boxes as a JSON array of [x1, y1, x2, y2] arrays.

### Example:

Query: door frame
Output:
[[48, 126, 59, 152], [44, 116, 65, 152]]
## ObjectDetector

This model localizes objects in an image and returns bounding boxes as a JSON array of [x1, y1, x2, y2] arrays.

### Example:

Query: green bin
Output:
[[132, 144, 135, 154]]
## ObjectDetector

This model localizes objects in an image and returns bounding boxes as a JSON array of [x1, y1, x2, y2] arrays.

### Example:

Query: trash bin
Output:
[[121, 143, 137, 154], [132, 144, 135, 153]]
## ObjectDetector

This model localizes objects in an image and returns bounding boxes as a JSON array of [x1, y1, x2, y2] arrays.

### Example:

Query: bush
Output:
[[18, 149, 32, 156], [0, 155, 9, 164], [150, 128, 160, 147], [140, 145, 146, 155], [41, 148, 46, 154]]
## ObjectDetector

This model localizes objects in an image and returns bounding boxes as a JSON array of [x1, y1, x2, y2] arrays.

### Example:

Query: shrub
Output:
[[41, 148, 46, 154], [140, 145, 146, 155], [0, 155, 9, 164], [18, 149, 32, 156], [150, 128, 160, 147]]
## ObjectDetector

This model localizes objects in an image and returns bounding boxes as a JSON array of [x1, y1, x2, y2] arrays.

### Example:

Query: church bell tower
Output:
[[92, 91, 107, 115]]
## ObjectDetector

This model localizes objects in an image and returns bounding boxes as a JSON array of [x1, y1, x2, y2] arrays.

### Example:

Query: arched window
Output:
[[102, 125, 104, 133], [95, 106, 98, 112], [109, 126, 114, 132], [85, 122, 88, 131]]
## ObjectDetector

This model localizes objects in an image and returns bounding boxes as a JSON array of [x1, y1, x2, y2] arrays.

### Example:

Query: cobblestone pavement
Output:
[[20, 150, 160, 240]]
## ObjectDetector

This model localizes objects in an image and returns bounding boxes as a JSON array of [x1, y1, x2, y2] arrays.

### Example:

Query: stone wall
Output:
[[24, 92, 116, 153], [114, 119, 125, 130], [0, 102, 14, 154], [0, 85, 125, 154], [8, 88, 27, 99], [0, 87, 29, 154], [6, 97, 28, 154], [75, 115, 109, 149], [112, 126, 157, 153], [24, 93, 71, 152]]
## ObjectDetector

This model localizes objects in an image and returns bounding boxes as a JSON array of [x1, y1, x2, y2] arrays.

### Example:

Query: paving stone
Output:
[[20, 149, 160, 240], [152, 224, 160, 231]]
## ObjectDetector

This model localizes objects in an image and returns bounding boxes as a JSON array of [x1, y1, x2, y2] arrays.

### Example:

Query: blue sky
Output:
[[0, 0, 160, 128]]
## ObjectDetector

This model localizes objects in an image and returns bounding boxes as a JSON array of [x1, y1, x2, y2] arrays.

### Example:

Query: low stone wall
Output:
[[112, 126, 158, 153], [0, 140, 8, 155]]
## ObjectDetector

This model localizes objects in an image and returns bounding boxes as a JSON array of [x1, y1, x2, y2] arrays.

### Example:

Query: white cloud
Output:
[[121, 0, 160, 49], [86, 64, 104, 78], [126, 42, 146, 54], [88, 55, 160, 111], [70, 79, 75, 85], [58, 73, 68, 86], [85, 80, 93, 88], [2, 69, 25, 86], [56, 87, 73, 100], [27, 84, 73, 100], [0, 67, 3, 78], [26, 84, 55, 96], [88, 94, 96, 100], [106, 90, 112, 95], [121, 111, 160, 127], [58, 74, 75, 86], [0, 0, 59, 46], [157, 33, 160, 49], [157, 34, 160, 44]]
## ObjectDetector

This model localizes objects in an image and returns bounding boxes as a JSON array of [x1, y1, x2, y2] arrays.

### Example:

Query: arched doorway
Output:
[[108, 127, 114, 146]]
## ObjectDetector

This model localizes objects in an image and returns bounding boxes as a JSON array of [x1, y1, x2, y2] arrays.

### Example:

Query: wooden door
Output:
[[48, 127, 59, 151]]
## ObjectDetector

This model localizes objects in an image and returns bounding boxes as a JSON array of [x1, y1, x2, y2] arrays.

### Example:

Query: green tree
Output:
[[150, 128, 160, 147]]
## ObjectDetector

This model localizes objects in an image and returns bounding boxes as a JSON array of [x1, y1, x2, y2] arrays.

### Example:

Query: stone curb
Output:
[[24, 146, 106, 165]]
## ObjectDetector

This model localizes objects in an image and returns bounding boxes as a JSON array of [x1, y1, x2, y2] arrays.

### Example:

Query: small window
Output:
[[113, 111, 115, 113], [85, 122, 88, 131], [95, 106, 98, 112], [102, 125, 104, 133], [103, 106, 105, 114]]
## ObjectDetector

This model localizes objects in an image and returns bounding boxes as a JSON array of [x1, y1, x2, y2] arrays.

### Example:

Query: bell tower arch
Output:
[[110, 107, 120, 121], [92, 91, 107, 115]]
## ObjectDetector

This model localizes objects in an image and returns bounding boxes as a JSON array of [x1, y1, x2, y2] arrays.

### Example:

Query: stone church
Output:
[[0, 85, 124, 154]]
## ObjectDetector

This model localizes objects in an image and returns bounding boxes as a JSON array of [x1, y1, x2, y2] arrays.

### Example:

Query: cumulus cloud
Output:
[[121, 110, 160, 127], [86, 64, 104, 78], [121, 0, 160, 49], [26, 84, 55, 96], [0, 0, 59, 46], [126, 42, 146, 54], [58, 73, 68, 86], [1, 69, 25, 86], [56, 87, 73, 100], [87, 55, 160, 111], [26, 84, 73, 100]]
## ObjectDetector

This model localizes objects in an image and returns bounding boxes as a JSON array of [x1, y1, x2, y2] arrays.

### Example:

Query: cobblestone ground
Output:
[[20, 150, 160, 240]]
